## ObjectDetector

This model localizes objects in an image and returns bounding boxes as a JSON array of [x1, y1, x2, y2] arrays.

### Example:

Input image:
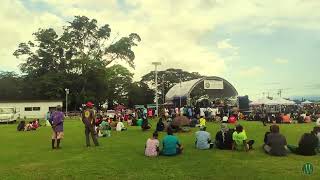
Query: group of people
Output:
[[144, 122, 320, 157], [17, 118, 40, 131], [15, 101, 320, 157]]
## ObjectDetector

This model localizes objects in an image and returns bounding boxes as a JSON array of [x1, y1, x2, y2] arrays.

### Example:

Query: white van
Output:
[[0, 107, 20, 123]]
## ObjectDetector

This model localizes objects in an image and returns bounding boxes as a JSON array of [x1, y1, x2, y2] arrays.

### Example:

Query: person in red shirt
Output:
[[228, 115, 237, 124]]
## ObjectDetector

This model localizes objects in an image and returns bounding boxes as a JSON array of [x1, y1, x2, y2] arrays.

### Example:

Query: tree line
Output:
[[0, 16, 202, 110]]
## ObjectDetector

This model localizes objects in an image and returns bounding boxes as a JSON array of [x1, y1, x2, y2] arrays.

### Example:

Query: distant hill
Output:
[[290, 95, 320, 101]]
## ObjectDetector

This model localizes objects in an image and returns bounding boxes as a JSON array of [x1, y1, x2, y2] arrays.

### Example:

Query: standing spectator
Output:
[[263, 125, 288, 156], [82, 102, 99, 147], [195, 127, 213, 150], [51, 105, 64, 149]]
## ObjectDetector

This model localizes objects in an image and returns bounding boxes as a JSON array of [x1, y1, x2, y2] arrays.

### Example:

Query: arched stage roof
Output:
[[165, 76, 238, 102]]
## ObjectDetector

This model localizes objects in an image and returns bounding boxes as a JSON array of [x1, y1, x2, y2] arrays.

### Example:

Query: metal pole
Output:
[[162, 74, 165, 104], [65, 88, 69, 116], [155, 65, 158, 116], [152, 62, 161, 117], [179, 74, 182, 107]]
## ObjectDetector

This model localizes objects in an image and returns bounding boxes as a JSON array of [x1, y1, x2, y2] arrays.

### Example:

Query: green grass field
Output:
[[0, 119, 319, 180]]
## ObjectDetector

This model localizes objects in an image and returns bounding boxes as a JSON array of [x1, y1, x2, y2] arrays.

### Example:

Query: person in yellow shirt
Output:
[[199, 116, 206, 127]]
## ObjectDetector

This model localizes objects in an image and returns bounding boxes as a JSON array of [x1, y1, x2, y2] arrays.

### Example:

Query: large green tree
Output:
[[13, 16, 141, 109], [0, 71, 23, 100]]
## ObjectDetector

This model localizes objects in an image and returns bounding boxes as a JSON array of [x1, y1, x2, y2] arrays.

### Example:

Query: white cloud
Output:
[[0, 0, 64, 72], [274, 58, 289, 64], [1, 0, 320, 79], [239, 66, 265, 77], [217, 39, 238, 50]]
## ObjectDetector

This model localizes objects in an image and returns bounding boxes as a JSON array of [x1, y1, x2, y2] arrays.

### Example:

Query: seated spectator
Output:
[[275, 113, 282, 124], [160, 127, 183, 156], [127, 117, 133, 126], [137, 118, 143, 127], [222, 115, 228, 123], [316, 114, 320, 127], [190, 118, 198, 127], [199, 116, 206, 127], [25, 122, 35, 131], [17, 121, 26, 131], [282, 114, 291, 124], [142, 117, 151, 131], [32, 119, 40, 129], [228, 115, 237, 124], [99, 120, 111, 137], [287, 127, 319, 156], [195, 127, 213, 150], [304, 114, 312, 123], [156, 118, 165, 131], [145, 131, 160, 157], [116, 120, 127, 132], [215, 123, 234, 150], [232, 125, 254, 151], [263, 125, 287, 156]]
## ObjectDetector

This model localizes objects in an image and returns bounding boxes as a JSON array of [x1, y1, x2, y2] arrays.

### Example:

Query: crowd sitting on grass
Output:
[[14, 101, 320, 158], [17, 118, 40, 131]]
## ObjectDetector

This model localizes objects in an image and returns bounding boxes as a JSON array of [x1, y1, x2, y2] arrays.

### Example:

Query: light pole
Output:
[[65, 88, 69, 116], [162, 74, 165, 104], [152, 62, 161, 117], [179, 73, 182, 107]]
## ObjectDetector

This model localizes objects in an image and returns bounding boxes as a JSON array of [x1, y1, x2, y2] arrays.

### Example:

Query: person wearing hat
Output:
[[50, 105, 64, 149], [215, 123, 234, 150], [195, 126, 213, 150], [82, 102, 99, 147]]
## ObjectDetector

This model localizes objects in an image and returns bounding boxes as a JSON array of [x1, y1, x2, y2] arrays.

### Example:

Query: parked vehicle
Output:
[[0, 107, 20, 123]]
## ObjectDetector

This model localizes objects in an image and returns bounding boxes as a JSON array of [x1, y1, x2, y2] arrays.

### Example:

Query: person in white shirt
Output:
[[316, 114, 320, 127], [222, 115, 228, 123], [116, 120, 126, 131], [200, 108, 205, 117]]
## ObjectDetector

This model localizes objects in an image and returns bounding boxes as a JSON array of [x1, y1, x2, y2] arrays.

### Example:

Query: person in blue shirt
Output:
[[195, 126, 213, 150], [161, 127, 183, 156]]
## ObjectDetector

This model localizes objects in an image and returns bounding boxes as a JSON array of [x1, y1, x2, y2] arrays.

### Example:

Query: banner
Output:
[[203, 80, 224, 90]]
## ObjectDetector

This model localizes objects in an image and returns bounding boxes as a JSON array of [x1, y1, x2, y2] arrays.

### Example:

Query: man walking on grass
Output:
[[51, 105, 64, 150], [82, 101, 99, 147]]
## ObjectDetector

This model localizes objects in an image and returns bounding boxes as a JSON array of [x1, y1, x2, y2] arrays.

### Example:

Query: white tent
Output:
[[272, 97, 296, 105], [250, 98, 278, 106], [250, 97, 295, 106], [301, 100, 313, 105]]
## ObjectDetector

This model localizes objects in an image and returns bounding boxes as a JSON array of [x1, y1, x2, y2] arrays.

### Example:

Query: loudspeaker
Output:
[[238, 95, 249, 111]]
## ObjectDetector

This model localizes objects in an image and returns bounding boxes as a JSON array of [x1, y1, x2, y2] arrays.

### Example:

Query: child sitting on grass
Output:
[[145, 131, 160, 157]]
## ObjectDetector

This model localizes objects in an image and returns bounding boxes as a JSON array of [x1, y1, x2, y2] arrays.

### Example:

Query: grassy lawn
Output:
[[0, 119, 319, 180]]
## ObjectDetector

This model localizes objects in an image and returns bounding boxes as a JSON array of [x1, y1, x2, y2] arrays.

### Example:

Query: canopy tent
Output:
[[272, 97, 296, 105], [250, 98, 278, 106], [250, 97, 295, 106], [301, 100, 313, 105]]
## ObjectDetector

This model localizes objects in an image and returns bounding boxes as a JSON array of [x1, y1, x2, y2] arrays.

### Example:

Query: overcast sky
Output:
[[1, 0, 319, 99]]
